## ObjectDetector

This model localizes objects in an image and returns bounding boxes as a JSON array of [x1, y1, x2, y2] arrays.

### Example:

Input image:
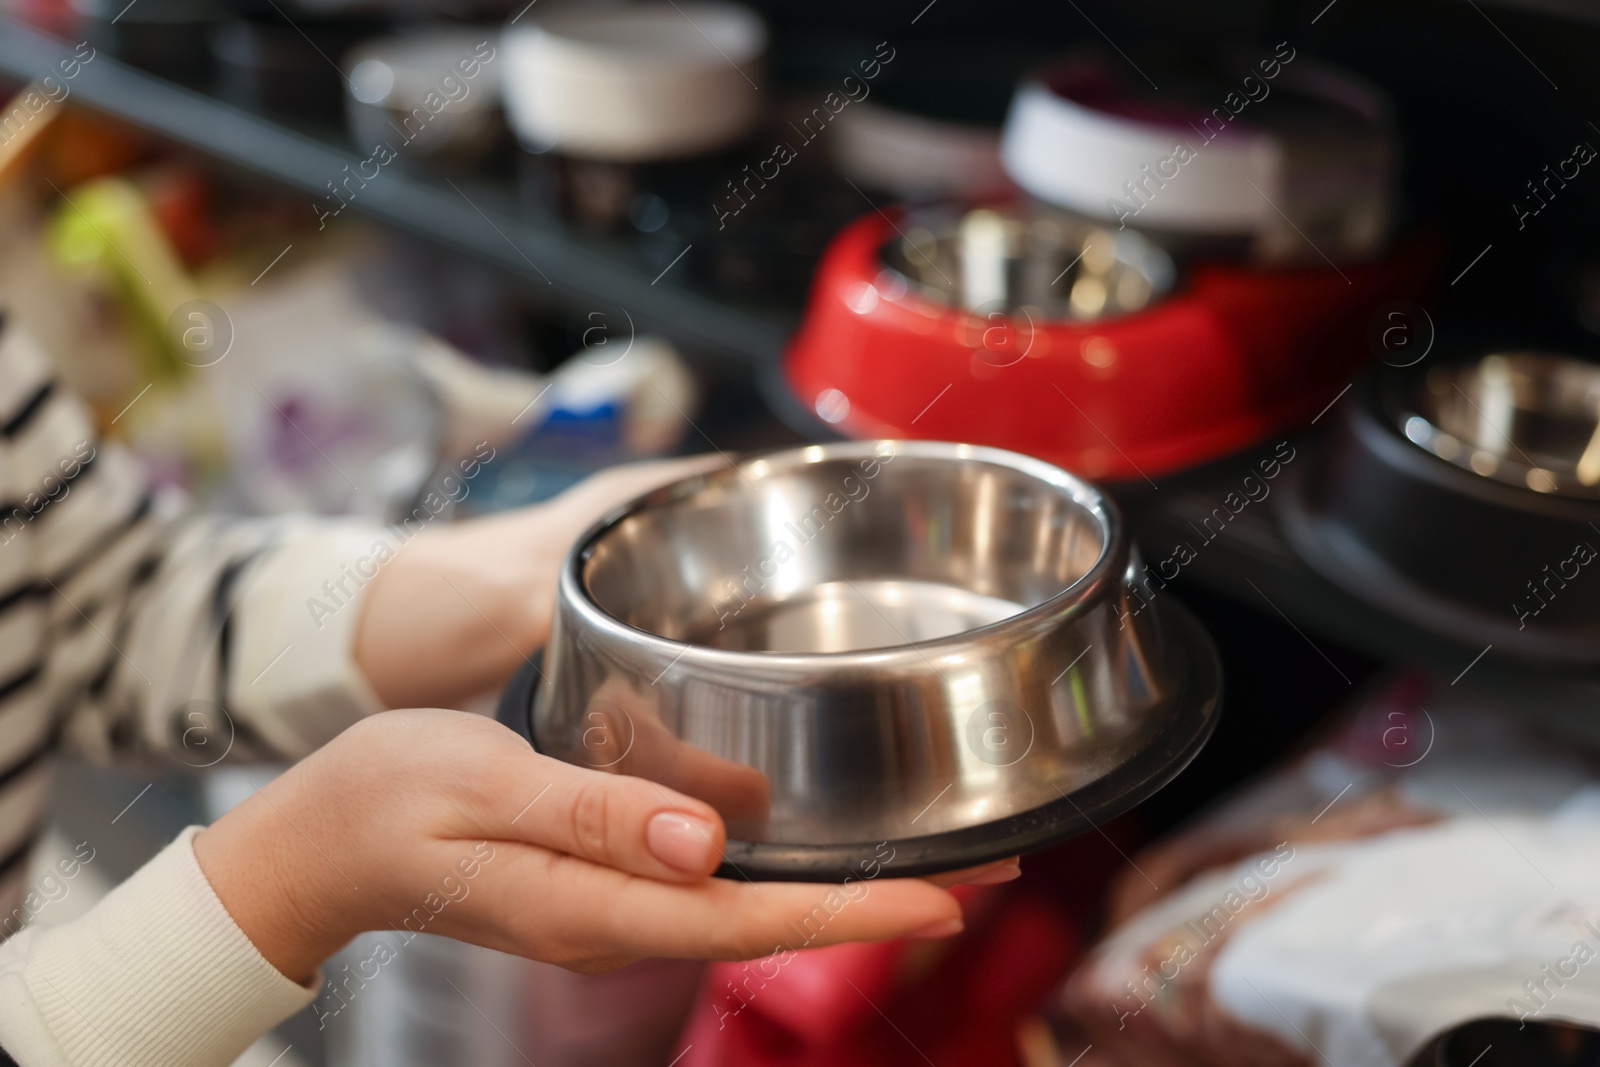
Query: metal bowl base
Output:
[[497, 600, 1221, 882]]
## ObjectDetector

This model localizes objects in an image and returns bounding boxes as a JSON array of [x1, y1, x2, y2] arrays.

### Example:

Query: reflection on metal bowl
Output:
[[1404, 352, 1600, 498], [881, 205, 1175, 321], [517, 441, 1221, 880]]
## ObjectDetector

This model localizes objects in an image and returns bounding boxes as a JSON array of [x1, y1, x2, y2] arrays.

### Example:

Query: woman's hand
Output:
[[194, 709, 969, 986], [354, 456, 723, 710]]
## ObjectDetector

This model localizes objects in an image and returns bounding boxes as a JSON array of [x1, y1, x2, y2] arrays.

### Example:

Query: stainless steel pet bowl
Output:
[[1404, 352, 1600, 498], [1279, 352, 1600, 664], [512, 441, 1221, 879]]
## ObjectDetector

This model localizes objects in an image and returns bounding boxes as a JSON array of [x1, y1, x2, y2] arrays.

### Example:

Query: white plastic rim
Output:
[[502, 2, 766, 162], [999, 62, 1395, 257], [830, 102, 1008, 198], [1001, 80, 1279, 234]]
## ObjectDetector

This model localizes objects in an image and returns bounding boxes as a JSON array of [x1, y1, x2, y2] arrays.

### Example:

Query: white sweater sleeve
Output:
[[0, 828, 316, 1067], [0, 278, 384, 1063]]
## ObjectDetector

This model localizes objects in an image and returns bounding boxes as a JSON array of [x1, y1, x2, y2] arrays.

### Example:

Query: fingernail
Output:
[[647, 812, 717, 872], [907, 918, 964, 939], [963, 862, 1022, 886]]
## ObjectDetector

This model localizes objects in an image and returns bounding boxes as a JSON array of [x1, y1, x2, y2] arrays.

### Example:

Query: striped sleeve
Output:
[[1, 320, 385, 770]]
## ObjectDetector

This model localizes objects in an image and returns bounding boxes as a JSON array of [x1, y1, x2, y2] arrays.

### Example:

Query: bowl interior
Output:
[[581, 448, 1108, 653], [1406, 352, 1600, 496], [879, 205, 1176, 321]]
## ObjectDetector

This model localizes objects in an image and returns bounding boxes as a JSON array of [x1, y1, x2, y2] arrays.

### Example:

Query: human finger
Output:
[[467, 845, 964, 968], [485, 751, 729, 882]]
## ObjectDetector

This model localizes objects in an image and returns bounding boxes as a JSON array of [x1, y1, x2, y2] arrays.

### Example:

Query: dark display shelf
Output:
[[0, 18, 792, 367]]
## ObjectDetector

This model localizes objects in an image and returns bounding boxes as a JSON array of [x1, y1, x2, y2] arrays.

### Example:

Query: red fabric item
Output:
[[680, 820, 1141, 1067]]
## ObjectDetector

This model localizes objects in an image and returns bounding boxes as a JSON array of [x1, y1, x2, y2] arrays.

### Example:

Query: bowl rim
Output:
[[507, 1, 768, 64], [561, 439, 1127, 667]]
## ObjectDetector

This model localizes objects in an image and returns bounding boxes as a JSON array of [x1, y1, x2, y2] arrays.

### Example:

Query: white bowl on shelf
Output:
[[501, 2, 766, 162]]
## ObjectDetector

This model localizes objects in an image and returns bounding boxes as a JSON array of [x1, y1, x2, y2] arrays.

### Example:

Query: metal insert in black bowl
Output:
[[1281, 352, 1600, 665], [1405, 353, 1600, 498]]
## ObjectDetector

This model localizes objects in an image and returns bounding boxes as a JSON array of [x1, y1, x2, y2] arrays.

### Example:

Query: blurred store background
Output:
[[2, 0, 1599, 1064]]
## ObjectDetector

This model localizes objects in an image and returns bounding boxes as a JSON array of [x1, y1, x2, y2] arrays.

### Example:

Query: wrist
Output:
[[439, 508, 560, 651], [353, 511, 558, 708], [352, 458, 719, 708], [194, 769, 360, 986]]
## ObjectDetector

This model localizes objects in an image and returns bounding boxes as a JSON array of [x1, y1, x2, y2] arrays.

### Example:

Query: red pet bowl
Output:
[[785, 204, 1439, 482]]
